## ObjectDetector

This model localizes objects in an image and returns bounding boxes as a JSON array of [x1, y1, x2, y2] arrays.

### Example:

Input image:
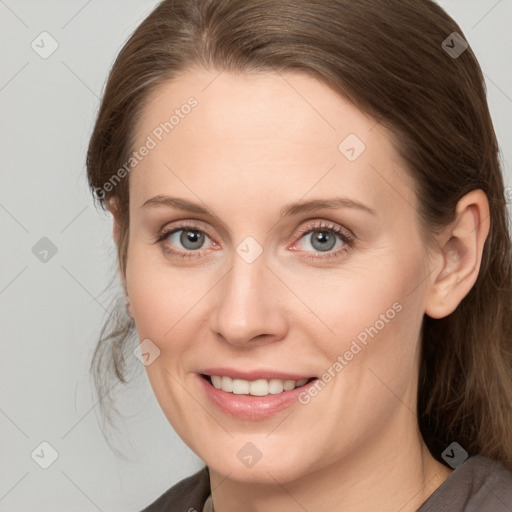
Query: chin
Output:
[[213, 461, 304, 484], [201, 443, 319, 485]]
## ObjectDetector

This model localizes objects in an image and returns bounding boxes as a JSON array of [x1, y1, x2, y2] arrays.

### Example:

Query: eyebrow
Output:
[[140, 195, 377, 217]]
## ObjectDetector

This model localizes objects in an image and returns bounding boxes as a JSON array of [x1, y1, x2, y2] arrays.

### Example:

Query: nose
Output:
[[209, 250, 288, 348]]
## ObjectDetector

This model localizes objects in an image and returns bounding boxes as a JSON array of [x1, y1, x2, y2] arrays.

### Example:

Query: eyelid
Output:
[[153, 220, 219, 257], [154, 219, 216, 243], [293, 220, 354, 242]]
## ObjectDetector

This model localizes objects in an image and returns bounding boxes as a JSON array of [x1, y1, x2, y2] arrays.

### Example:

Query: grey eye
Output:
[[307, 231, 337, 252], [171, 229, 207, 250]]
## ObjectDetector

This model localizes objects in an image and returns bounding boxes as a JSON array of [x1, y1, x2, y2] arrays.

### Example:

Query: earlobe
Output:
[[424, 189, 490, 319], [112, 216, 120, 244], [107, 196, 129, 295], [107, 196, 121, 243]]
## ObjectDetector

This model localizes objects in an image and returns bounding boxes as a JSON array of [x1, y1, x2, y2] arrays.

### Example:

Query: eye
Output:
[[154, 222, 216, 259], [292, 221, 355, 259], [168, 229, 207, 251]]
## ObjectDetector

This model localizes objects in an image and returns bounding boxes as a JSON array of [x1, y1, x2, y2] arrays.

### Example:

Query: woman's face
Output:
[[123, 67, 435, 483]]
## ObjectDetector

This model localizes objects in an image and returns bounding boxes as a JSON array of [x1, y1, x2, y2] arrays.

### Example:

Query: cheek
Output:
[[292, 246, 427, 403], [126, 240, 187, 327], [125, 243, 219, 368], [290, 251, 423, 346]]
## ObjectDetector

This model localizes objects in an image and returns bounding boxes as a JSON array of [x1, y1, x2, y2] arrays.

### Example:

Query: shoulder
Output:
[[137, 466, 210, 512], [418, 455, 512, 512]]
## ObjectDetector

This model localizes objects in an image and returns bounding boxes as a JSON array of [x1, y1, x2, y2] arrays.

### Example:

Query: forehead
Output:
[[129, 67, 417, 222], [134, 67, 375, 153]]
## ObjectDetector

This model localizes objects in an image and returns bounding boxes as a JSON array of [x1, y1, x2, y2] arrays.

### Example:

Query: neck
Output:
[[208, 403, 452, 512]]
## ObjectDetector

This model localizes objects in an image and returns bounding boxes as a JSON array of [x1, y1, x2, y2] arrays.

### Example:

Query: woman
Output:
[[87, 0, 512, 510]]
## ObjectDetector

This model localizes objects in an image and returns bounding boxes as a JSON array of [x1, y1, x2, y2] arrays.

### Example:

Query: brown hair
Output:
[[86, 0, 512, 469]]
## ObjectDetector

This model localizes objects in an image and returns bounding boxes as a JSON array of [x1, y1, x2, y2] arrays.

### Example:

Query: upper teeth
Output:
[[210, 376, 309, 396]]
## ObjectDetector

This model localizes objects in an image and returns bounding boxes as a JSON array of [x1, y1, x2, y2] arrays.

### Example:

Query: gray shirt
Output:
[[140, 455, 512, 511], [417, 455, 512, 511]]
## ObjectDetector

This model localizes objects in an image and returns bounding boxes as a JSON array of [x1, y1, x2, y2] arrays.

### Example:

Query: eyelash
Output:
[[154, 220, 355, 261]]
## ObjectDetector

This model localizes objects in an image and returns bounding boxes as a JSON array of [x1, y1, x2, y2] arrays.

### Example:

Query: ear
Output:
[[107, 196, 128, 294], [424, 189, 490, 319], [107, 196, 122, 244]]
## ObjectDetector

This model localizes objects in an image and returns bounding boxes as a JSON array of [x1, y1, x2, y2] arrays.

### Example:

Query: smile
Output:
[[198, 372, 318, 419], [207, 375, 311, 396]]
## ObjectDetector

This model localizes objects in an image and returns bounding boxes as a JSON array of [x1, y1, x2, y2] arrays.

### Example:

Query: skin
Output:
[[110, 68, 490, 511]]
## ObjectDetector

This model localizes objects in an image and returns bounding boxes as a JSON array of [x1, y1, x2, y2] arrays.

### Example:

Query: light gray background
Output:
[[0, 1, 511, 511]]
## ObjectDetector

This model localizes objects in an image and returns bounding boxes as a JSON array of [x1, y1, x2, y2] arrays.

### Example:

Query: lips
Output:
[[198, 368, 317, 419]]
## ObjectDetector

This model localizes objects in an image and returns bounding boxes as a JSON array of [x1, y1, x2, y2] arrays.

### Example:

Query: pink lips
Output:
[[198, 368, 316, 420]]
